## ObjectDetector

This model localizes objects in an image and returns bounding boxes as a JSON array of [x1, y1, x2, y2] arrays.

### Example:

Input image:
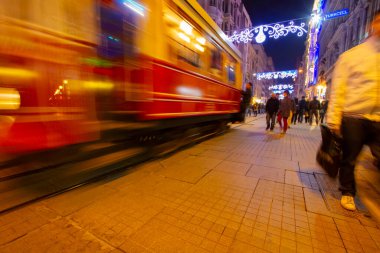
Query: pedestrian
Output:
[[304, 110, 309, 124], [242, 82, 253, 119], [320, 100, 328, 124], [292, 98, 299, 125], [305, 99, 310, 123], [298, 96, 307, 123], [287, 97, 295, 128], [327, 11, 380, 211], [265, 93, 280, 131], [253, 103, 258, 116], [278, 90, 293, 134], [309, 96, 320, 125]]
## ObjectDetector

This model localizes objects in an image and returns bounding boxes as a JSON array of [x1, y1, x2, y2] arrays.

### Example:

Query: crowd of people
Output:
[[263, 91, 328, 134]]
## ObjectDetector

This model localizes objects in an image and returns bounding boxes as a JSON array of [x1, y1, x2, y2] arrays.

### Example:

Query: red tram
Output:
[[0, 0, 243, 155]]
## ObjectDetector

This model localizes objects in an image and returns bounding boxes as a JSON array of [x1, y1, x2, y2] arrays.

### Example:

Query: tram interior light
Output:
[[196, 37, 206, 45], [194, 44, 205, 52], [180, 21, 193, 35], [178, 32, 190, 43]]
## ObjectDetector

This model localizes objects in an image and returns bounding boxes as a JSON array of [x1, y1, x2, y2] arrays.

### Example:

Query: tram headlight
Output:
[[0, 88, 21, 110]]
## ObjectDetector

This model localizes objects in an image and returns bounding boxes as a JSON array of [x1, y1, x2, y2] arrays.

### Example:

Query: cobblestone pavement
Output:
[[1, 116, 380, 253]]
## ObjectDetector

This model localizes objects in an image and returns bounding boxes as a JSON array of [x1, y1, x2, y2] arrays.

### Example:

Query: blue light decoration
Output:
[[324, 9, 349, 20], [304, 0, 326, 87], [255, 70, 297, 80], [123, 0, 145, 16], [228, 20, 308, 44]]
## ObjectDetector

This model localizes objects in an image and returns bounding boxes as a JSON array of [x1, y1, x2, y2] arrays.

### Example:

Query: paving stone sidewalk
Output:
[[1, 116, 380, 253]]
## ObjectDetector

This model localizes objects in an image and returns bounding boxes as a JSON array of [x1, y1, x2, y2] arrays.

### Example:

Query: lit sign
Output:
[[269, 84, 294, 90], [324, 9, 349, 20], [269, 84, 294, 94]]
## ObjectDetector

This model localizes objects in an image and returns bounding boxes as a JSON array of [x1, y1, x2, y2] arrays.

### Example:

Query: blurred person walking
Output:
[[292, 98, 299, 125], [320, 100, 328, 124], [278, 90, 293, 134], [265, 93, 280, 131], [327, 11, 380, 211], [298, 96, 307, 123], [309, 96, 321, 125], [287, 98, 295, 128], [242, 82, 253, 118]]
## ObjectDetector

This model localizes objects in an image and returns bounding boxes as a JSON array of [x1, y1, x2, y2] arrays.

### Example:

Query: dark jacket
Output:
[[309, 99, 321, 111], [299, 99, 307, 111], [242, 88, 252, 105], [320, 101, 328, 114], [279, 97, 293, 118], [265, 97, 279, 115]]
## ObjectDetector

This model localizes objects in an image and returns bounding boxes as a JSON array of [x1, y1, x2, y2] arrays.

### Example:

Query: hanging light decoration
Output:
[[255, 70, 298, 80], [228, 20, 308, 44]]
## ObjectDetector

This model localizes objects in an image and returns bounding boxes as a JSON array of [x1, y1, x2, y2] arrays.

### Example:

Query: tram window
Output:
[[211, 50, 222, 70], [98, 5, 138, 60], [164, 7, 204, 68], [228, 66, 236, 83], [177, 45, 200, 67]]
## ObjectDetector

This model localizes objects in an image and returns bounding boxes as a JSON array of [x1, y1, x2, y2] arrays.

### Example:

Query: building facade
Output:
[[305, 0, 380, 100], [197, 0, 275, 98]]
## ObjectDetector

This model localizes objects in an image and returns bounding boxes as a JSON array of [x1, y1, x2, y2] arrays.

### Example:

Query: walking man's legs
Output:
[[314, 110, 319, 125], [270, 113, 276, 130], [298, 111, 303, 123], [309, 111, 313, 125], [369, 121, 380, 169], [282, 117, 288, 133], [266, 113, 271, 130], [339, 117, 367, 210]]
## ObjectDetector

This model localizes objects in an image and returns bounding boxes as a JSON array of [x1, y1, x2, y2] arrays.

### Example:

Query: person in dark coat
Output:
[[298, 96, 307, 123], [241, 82, 253, 119], [291, 98, 299, 125], [265, 93, 280, 131], [309, 96, 321, 125], [319, 100, 328, 123], [278, 90, 293, 134]]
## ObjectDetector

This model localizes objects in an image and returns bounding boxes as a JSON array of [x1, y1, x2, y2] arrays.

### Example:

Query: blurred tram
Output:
[[0, 0, 243, 155]]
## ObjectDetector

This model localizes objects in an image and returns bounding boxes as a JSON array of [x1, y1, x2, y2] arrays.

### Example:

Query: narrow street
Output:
[[1, 116, 379, 253]]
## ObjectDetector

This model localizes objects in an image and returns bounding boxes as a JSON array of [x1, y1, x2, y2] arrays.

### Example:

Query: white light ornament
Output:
[[228, 21, 307, 44], [256, 70, 298, 80]]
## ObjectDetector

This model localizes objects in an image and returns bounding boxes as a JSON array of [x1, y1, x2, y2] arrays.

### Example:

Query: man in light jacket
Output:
[[327, 10, 380, 211]]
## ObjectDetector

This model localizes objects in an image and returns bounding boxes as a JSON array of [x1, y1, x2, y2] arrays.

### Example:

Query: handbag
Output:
[[316, 124, 342, 178]]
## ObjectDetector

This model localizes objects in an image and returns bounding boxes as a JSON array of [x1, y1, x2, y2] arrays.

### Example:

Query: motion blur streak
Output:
[[0, 0, 243, 166]]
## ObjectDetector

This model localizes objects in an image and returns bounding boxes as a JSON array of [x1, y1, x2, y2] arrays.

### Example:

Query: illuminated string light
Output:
[[255, 70, 298, 80], [228, 20, 307, 44], [304, 0, 325, 86]]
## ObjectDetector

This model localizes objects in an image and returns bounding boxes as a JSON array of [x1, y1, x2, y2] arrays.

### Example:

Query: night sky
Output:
[[242, 0, 315, 70]]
